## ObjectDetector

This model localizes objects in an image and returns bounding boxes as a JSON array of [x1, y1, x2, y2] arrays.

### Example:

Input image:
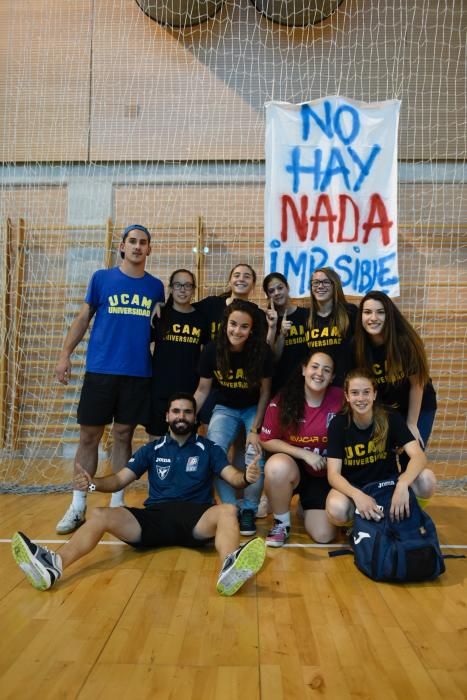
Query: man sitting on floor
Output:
[[11, 393, 266, 596]]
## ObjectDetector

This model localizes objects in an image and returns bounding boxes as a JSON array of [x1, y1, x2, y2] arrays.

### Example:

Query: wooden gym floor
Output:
[[0, 490, 466, 699]]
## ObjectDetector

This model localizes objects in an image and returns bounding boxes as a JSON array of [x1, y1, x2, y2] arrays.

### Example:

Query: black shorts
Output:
[[124, 501, 214, 548], [296, 464, 331, 510], [146, 397, 168, 437], [77, 372, 151, 426]]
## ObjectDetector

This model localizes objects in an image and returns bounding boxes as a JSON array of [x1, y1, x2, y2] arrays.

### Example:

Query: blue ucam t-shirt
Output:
[[85, 267, 164, 377], [127, 433, 229, 506]]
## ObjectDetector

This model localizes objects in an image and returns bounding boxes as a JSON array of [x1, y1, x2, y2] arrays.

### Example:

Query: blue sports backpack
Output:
[[330, 479, 446, 582]]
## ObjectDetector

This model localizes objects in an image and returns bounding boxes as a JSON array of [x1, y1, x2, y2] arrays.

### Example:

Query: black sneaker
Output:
[[239, 509, 256, 536]]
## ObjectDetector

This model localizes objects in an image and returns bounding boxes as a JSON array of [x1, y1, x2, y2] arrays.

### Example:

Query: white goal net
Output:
[[0, 0, 465, 492]]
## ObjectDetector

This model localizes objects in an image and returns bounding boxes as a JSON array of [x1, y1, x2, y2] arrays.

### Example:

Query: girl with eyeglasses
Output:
[[354, 291, 437, 451], [147, 269, 209, 437], [307, 267, 358, 386]]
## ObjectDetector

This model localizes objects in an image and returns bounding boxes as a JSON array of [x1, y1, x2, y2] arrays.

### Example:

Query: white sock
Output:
[[110, 489, 125, 507], [274, 511, 291, 528], [71, 490, 87, 510]]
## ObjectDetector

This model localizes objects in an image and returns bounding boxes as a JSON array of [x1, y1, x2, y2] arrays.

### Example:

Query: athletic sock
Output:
[[71, 490, 87, 510], [273, 511, 291, 528], [110, 489, 125, 507], [416, 496, 430, 510]]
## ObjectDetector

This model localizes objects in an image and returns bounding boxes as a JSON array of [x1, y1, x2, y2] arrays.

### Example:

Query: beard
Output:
[[168, 418, 194, 436]]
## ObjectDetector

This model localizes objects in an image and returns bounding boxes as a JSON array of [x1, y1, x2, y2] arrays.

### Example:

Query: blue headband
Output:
[[122, 224, 151, 242]]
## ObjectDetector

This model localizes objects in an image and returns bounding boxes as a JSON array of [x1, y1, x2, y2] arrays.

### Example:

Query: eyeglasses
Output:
[[172, 282, 194, 290], [311, 280, 332, 289]]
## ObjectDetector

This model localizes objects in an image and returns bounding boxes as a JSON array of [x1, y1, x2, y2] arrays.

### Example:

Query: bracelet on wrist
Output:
[[249, 427, 258, 434]]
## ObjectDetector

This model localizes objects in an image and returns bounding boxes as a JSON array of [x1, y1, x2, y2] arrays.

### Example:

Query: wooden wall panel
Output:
[[0, 187, 68, 224], [0, 1, 92, 162], [2, 1, 464, 162]]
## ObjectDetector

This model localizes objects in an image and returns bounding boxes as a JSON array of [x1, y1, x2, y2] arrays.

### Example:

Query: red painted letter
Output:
[[281, 195, 308, 242], [336, 194, 359, 243], [362, 194, 393, 246], [309, 194, 337, 242]]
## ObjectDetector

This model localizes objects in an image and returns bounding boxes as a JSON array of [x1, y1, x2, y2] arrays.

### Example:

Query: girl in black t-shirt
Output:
[[307, 267, 357, 386], [194, 299, 273, 534], [147, 269, 209, 437], [326, 369, 436, 525], [262, 272, 310, 395], [193, 263, 270, 425], [354, 291, 437, 450]]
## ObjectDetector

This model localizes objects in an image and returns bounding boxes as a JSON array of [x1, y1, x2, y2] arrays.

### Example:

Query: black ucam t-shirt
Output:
[[151, 307, 210, 399], [327, 411, 416, 486], [199, 342, 273, 409], [306, 303, 358, 387], [272, 306, 310, 395], [367, 343, 437, 416], [193, 295, 268, 341]]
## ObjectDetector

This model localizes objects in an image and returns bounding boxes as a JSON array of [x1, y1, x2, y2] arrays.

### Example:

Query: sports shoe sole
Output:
[[239, 528, 257, 536], [11, 532, 51, 591], [216, 537, 266, 596]]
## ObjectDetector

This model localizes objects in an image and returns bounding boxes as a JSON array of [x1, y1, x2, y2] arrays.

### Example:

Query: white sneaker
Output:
[[56, 504, 86, 534], [256, 494, 271, 519]]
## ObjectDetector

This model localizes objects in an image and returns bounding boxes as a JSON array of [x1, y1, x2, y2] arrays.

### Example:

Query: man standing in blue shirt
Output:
[[11, 394, 267, 596], [54, 225, 165, 535]]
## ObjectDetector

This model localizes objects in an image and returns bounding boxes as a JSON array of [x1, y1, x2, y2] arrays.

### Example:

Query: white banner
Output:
[[265, 97, 401, 297]]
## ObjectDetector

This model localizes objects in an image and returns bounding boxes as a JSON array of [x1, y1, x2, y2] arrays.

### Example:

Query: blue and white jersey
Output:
[[127, 433, 229, 506]]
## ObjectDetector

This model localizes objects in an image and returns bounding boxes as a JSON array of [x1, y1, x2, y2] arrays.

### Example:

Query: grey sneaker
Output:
[[56, 504, 86, 534], [217, 537, 266, 596], [11, 531, 62, 591]]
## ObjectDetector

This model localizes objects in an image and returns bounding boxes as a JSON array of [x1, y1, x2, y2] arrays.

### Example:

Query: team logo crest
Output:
[[186, 456, 199, 472], [157, 465, 170, 480]]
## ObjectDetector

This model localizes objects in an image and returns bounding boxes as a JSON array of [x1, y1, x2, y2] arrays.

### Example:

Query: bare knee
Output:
[[79, 425, 104, 450], [326, 491, 353, 526], [304, 511, 336, 544], [412, 468, 436, 499], [265, 454, 297, 487], [112, 423, 135, 445], [217, 503, 238, 524]]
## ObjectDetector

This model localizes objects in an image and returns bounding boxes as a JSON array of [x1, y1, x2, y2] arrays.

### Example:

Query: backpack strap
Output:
[[328, 548, 353, 558]]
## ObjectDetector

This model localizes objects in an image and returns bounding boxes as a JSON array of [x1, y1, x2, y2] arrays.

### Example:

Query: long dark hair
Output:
[[158, 269, 196, 337], [308, 267, 350, 338], [278, 350, 335, 429], [216, 299, 267, 385], [354, 291, 430, 386], [342, 367, 388, 453]]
